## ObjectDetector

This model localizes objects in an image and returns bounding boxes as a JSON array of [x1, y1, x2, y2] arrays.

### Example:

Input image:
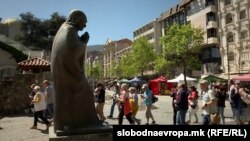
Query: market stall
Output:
[[149, 76, 173, 95]]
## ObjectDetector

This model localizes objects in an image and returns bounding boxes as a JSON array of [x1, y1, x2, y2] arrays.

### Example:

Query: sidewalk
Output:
[[0, 90, 236, 141]]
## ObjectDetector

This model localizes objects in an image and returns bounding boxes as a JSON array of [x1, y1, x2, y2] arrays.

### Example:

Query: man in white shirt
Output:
[[200, 80, 217, 125]]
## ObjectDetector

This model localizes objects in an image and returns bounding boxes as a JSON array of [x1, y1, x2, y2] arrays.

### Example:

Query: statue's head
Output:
[[66, 10, 87, 31]]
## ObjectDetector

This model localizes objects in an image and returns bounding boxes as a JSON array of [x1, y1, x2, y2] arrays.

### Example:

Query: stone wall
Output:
[[0, 73, 51, 115]]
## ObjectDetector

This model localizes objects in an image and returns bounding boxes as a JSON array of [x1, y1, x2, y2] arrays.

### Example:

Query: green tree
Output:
[[131, 37, 156, 76], [119, 54, 136, 77], [160, 23, 203, 85], [110, 60, 121, 78], [86, 62, 104, 81], [18, 12, 66, 50], [41, 12, 66, 50], [18, 12, 42, 48]]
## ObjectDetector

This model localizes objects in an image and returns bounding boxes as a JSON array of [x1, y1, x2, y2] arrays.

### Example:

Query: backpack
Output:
[[152, 94, 158, 103]]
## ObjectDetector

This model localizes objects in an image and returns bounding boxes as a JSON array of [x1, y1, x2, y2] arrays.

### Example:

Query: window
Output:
[[241, 51, 250, 61], [224, 0, 231, 6], [228, 51, 234, 61], [165, 19, 169, 28], [206, 0, 215, 6], [207, 28, 217, 38], [186, 6, 191, 15], [225, 13, 233, 24], [179, 13, 185, 24], [240, 10, 246, 20], [227, 32, 234, 43], [207, 12, 216, 22], [240, 30, 248, 39], [172, 16, 176, 23], [212, 47, 220, 58], [202, 48, 210, 60], [245, 46, 250, 50]]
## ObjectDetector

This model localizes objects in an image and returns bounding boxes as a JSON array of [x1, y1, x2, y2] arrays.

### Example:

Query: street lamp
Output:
[[226, 42, 230, 90]]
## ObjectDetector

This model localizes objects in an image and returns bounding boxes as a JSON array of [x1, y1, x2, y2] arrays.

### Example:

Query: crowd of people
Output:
[[94, 79, 250, 125], [94, 81, 156, 125], [28, 78, 250, 128], [170, 79, 250, 125]]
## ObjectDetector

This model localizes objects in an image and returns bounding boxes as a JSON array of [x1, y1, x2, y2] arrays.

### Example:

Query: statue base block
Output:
[[49, 126, 113, 141]]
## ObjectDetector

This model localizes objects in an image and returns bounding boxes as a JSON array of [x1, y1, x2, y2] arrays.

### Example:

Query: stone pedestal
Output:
[[49, 126, 113, 141]]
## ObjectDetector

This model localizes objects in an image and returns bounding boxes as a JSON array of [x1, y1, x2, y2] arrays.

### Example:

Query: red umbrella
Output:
[[232, 73, 250, 81]]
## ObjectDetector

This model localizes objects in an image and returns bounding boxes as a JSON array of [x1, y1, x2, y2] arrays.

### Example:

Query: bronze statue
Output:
[[51, 10, 110, 136]]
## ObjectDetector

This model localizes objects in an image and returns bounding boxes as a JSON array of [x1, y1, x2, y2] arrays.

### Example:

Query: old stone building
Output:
[[218, 0, 250, 75], [103, 38, 132, 77]]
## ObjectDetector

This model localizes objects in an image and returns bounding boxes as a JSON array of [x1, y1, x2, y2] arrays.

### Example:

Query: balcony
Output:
[[207, 37, 219, 44], [207, 21, 218, 28], [205, 5, 217, 13]]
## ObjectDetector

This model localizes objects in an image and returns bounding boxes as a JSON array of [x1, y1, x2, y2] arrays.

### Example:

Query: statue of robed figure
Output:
[[51, 10, 111, 136]]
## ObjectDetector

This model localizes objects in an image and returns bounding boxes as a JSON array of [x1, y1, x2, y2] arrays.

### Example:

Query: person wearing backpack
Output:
[[141, 84, 156, 125]]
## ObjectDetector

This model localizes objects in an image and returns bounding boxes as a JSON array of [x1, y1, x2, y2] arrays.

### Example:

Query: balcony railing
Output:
[[207, 37, 219, 44], [207, 21, 218, 28]]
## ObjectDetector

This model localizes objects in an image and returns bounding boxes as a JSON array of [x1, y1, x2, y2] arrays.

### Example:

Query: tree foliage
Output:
[[131, 37, 156, 76], [86, 61, 104, 81], [111, 54, 136, 78], [18, 12, 66, 50], [110, 37, 156, 78], [160, 23, 203, 85], [0, 41, 28, 62]]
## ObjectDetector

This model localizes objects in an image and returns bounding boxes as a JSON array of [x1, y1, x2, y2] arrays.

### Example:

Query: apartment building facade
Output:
[[133, 19, 161, 53], [103, 38, 132, 77], [180, 0, 222, 75], [158, 3, 187, 36], [218, 0, 250, 75]]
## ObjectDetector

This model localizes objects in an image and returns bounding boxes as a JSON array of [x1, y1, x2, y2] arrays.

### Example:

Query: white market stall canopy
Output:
[[168, 73, 196, 83]]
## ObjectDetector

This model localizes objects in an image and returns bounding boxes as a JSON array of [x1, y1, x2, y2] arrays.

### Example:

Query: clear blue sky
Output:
[[0, 0, 180, 45]]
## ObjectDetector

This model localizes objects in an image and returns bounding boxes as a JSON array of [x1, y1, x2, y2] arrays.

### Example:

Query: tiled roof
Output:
[[116, 38, 132, 45], [17, 57, 50, 71]]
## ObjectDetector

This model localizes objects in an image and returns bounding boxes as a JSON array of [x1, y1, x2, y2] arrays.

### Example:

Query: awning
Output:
[[201, 75, 227, 83], [168, 73, 196, 83], [232, 73, 250, 81], [17, 57, 50, 72]]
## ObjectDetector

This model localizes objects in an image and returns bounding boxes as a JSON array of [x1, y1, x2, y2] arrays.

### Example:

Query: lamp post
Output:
[[227, 44, 230, 78], [226, 43, 230, 91]]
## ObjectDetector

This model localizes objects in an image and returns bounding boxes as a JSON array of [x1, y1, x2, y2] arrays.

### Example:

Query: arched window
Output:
[[225, 13, 233, 24], [240, 30, 248, 39], [228, 51, 234, 61], [225, 0, 231, 6], [227, 32, 234, 43]]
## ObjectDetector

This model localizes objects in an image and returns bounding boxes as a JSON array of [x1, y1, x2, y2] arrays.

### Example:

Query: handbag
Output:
[[152, 95, 158, 103], [210, 113, 220, 125], [190, 101, 197, 109], [241, 93, 250, 104]]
